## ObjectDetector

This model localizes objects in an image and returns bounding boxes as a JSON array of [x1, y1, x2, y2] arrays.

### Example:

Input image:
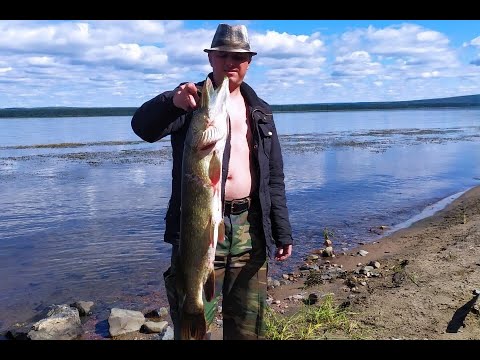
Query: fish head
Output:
[[202, 76, 229, 130], [188, 76, 229, 152]]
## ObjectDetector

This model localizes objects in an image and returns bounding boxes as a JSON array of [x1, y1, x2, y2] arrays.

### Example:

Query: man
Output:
[[131, 23, 294, 340]]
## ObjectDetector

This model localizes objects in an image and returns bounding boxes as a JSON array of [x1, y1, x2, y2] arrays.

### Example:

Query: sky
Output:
[[1, 20, 480, 108]]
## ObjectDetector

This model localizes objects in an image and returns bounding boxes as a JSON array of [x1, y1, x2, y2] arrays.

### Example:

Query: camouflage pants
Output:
[[163, 200, 267, 340]]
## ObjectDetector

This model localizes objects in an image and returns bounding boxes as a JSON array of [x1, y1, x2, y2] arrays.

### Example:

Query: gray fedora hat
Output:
[[204, 23, 257, 55]]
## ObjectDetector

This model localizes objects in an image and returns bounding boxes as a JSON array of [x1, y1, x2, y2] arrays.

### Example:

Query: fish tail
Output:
[[180, 311, 207, 340]]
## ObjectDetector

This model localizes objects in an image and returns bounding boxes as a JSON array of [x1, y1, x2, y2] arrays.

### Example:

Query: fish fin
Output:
[[209, 216, 214, 247], [180, 311, 207, 340], [208, 150, 221, 185], [218, 219, 225, 243], [198, 126, 223, 150], [200, 77, 214, 109], [214, 76, 230, 116], [204, 269, 215, 302]]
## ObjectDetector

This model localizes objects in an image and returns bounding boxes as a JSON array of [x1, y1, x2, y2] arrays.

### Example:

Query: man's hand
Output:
[[275, 244, 292, 261], [173, 82, 200, 111]]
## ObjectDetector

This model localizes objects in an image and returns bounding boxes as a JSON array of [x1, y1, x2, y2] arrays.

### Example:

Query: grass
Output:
[[265, 294, 365, 340], [323, 227, 334, 241]]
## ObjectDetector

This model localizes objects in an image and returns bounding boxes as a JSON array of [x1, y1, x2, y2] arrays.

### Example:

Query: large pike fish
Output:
[[177, 76, 230, 340]]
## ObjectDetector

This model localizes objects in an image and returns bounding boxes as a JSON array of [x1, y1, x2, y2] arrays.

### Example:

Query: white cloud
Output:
[[421, 71, 440, 78], [0, 20, 479, 107], [84, 43, 169, 72], [26, 56, 56, 66], [253, 31, 325, 58], [332, 50, 382, 77], [324, 82, 341, 88], [465, 36, 480, 47]]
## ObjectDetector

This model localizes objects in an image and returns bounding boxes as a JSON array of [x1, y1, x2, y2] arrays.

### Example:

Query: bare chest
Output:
[[228, 97, 252, 145], [224, 94, 256, 198]]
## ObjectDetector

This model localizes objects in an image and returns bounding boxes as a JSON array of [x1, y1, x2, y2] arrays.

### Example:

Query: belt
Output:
[[224, 196, 252, 216]]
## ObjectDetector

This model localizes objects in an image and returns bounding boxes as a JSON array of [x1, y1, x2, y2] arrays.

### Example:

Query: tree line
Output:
[[1, 94, 479, 118]]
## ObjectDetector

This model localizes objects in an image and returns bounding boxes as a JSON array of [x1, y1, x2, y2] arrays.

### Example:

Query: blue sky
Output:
[[1, 20, 480, 108]]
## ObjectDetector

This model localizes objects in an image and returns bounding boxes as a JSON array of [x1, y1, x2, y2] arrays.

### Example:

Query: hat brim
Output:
[[204, 47, 257, 56]]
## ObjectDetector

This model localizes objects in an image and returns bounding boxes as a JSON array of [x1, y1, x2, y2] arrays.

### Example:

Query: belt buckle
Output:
[[233, 197, 250, 215], [226, 196, 251, 215]]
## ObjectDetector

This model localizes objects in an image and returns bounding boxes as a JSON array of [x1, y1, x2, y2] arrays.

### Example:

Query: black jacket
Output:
[[131, 74, 293, 258]]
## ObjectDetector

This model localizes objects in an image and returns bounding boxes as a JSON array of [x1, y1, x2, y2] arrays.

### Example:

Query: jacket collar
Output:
[[239, 81, 272, 124]]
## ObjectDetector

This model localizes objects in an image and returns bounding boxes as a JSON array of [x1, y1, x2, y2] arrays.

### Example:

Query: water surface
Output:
[[1, 108, 479, 335]]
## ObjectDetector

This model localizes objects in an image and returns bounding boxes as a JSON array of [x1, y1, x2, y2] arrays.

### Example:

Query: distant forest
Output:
[[1, 94, 480, 118]]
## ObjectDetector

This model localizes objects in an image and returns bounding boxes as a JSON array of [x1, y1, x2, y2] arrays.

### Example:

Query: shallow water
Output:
[[1, 108, 480, 335]]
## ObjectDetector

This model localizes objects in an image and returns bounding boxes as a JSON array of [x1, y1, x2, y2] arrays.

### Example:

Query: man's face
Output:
[[208, 51, 252, 89]]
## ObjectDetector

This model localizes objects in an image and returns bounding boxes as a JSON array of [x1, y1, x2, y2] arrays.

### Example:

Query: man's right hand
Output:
[[173, 82, 200, 111]]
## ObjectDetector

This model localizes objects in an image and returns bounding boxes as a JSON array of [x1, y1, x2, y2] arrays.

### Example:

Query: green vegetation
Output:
[[272, 93, 480, 113], [1, 94, 480, 118], [6, 140, 144, 150], [323, 227, 334, 241], [0, 107, 136, 118], [265, 294, 364, 340]]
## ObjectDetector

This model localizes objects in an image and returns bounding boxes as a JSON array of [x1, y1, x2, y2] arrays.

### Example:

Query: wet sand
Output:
[[265, 184, 480, 339]]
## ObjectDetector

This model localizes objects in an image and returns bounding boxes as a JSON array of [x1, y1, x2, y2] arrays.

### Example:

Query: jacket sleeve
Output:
[[268, 115, 294, 247], [131, 88, 187, 143]]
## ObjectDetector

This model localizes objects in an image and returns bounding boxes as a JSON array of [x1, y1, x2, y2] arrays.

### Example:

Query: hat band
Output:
[[205, 45, 256, 54]]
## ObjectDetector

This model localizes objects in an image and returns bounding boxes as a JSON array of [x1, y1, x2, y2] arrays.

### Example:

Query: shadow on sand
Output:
[[446, 293, 479, 333]]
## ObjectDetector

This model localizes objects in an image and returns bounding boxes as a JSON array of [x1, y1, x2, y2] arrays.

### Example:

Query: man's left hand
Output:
[[275, 244, 292, 261]]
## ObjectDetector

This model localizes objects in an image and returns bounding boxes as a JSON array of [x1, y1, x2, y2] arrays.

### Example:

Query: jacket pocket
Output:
[[258, 123, 274, 158]]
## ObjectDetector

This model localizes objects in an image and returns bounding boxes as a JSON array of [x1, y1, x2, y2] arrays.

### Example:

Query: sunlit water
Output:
[[1, 109, 480, 335]]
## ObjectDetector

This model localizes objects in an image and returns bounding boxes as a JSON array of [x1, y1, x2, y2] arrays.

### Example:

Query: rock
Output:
[[162, 326, 174, 340], [142, 321, 168, 334], [108, 308, 145, 337], [306, 293, 319, 305], [322, 247, 334, 257], [28, 305, 82, 340], [70, 301, 94, 316]]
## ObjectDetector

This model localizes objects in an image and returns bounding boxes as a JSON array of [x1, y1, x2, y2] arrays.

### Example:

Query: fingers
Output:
[[173, 82, 200, 111], [185, 83, 200, 110], [275, 245, 292, 261]]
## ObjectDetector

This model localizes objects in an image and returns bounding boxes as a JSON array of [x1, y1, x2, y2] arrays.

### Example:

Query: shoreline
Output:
[[264, 184, 480, 339], [382, 187, 472, 238]]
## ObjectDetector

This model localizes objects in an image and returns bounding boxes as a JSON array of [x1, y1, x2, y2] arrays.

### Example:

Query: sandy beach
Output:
[[262, 184, 480, 340]]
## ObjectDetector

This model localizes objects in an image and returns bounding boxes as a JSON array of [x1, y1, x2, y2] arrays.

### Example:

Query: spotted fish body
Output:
[[177, 76, 230, 340]]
